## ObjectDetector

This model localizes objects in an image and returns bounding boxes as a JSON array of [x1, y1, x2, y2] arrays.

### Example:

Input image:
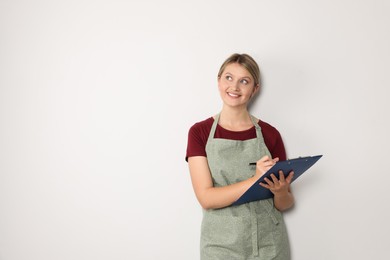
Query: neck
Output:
[[218, 106, 253, 130]]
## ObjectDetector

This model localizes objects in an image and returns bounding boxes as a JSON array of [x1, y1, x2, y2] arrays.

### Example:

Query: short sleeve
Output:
[[185, 123, 208, 161], [259, 120, 287, 161], [269, 129, 287, 161]]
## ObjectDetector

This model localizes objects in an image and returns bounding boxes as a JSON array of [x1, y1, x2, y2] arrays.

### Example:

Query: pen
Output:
[[249, 162, 256, 166]]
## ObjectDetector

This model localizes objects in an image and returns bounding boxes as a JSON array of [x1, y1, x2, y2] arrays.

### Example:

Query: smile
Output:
[[227, 92, 241, 98]]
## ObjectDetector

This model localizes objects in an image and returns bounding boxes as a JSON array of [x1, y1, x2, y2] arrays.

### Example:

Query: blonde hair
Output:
[[217, 53, 261, 87]]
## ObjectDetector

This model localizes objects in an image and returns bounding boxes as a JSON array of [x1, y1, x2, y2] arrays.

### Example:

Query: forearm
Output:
[[273, 191, 294, 211], [197, 176, 257, 210], [188, 156, 274, 210]]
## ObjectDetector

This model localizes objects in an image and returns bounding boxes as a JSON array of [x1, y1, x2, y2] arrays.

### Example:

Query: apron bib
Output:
[[201, 113, 290, 260]]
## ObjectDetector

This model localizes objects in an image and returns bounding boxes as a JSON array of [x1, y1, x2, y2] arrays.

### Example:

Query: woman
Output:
[[186, 53, 294, 259]]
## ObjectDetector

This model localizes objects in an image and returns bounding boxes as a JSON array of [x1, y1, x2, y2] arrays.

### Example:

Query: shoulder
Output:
[[186, 117, 214, 161], [255, 118, 286, 160], [188, 117, 214, 136], [252, 113, 280, 137], [251, 115, 280, 134], [258, 119, 282, 138], [187, 116, 214, 148]]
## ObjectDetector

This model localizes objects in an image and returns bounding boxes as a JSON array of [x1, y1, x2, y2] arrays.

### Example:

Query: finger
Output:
[[256, 156, 270, 167], [270, 174, 279, 184], [259, 182, 270, 189], [285, 171, 294, 184], [265, 161, 276, 168], [259, 155, 270, 162], [278, 170, 285, 181], [257, 159, 274, 168], [263, 177, 273, 186], [263, 159, 277, 168]]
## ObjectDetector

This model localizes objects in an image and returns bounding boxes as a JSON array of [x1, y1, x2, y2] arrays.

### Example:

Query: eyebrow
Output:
[[224, 72, 252, 81]]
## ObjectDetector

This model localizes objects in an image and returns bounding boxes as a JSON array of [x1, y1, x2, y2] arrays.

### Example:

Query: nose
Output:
[[228, 79, 240, 89]]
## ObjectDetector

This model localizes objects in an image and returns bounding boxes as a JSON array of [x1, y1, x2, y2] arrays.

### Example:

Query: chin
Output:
[[224, 98, 249, 107]]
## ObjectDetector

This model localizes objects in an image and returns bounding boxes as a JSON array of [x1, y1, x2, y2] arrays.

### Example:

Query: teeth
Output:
[[228, 92, 239, 97]]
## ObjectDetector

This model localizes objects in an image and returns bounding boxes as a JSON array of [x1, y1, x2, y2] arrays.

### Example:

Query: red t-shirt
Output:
[[186, 117, 286, 162]]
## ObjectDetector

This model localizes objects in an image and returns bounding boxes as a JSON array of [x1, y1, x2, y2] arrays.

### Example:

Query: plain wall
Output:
[[1, 0, 390, 259]]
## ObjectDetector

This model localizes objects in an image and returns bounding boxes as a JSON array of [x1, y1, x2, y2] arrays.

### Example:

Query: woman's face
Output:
[[218, 63, 259, 108]]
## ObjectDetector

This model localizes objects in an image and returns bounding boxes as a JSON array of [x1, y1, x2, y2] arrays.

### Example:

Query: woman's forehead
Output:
[[223, 63, 252, 78]]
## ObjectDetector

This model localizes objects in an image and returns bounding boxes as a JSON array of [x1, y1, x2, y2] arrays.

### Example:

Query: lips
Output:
[[227, 92, 241, 98]]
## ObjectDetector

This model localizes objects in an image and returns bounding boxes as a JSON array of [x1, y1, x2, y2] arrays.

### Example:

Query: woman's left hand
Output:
[[259, 170, 294, 195]]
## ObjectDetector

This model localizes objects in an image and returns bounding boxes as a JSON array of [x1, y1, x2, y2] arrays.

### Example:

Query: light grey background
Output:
[[1, 0, 389, 259]]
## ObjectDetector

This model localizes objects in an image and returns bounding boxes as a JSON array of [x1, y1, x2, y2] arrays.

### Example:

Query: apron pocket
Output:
[[261, 198, 283, 225], [200, 213, 251, 258], [256, 200, 290, 258]]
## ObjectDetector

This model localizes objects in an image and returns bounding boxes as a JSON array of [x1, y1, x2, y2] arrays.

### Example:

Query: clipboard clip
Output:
[[286, 156, 311, 164], [250, 156, 315, 166]]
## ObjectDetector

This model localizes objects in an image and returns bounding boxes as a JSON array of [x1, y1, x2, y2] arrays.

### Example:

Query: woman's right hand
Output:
[[254, 155, 279, 179]]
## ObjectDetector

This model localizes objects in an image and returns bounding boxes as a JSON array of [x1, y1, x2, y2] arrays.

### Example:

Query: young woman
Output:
[[186, 53, 294, 259]]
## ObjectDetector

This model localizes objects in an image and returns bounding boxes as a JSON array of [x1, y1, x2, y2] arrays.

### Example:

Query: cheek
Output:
[[217, 81, 225, 92]]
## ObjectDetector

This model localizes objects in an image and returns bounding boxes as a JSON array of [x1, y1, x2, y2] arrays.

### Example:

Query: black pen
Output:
[[249, 162, 256, 166]]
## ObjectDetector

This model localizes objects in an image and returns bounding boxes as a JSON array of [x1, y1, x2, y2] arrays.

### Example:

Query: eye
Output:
[[225, 75, 233, 81], [240, 79, 249, 85]]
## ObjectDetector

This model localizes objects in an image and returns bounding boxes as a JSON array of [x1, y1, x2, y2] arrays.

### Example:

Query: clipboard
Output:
[[232, 155, 323, 206]]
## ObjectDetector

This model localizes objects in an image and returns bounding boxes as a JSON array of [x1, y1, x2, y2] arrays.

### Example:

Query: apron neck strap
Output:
[[207, 113, 220, 143], [249, 115, 263, 138], [208, 113, 264, 141]]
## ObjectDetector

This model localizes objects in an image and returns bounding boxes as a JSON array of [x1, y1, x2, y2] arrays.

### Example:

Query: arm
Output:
[[262, 123, 294, 211], [188, 155, 277, 210]]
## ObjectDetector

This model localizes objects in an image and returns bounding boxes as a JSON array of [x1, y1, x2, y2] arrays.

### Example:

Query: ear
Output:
[[251, 84, 260, 97], [217, 76, 223, 91]]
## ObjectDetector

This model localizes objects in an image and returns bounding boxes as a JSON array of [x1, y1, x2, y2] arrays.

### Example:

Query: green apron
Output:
[[201, 113, 290, 260]]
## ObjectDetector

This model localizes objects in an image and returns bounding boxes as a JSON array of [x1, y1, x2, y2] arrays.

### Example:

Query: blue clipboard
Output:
[[232, 155, 323, 206]]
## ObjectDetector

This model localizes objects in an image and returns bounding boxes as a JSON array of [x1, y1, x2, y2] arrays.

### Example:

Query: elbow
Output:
[[197, 194, 222, 210], [275, 203, 294, 212], [275, 199, 295, 212], [202, 204, 217, 210], [201, 205, 212, 210], [195, 188, 229, 210], [198, 199, 214, 210], [199, 198, 228, 210], [195, 189, 217, 210]]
